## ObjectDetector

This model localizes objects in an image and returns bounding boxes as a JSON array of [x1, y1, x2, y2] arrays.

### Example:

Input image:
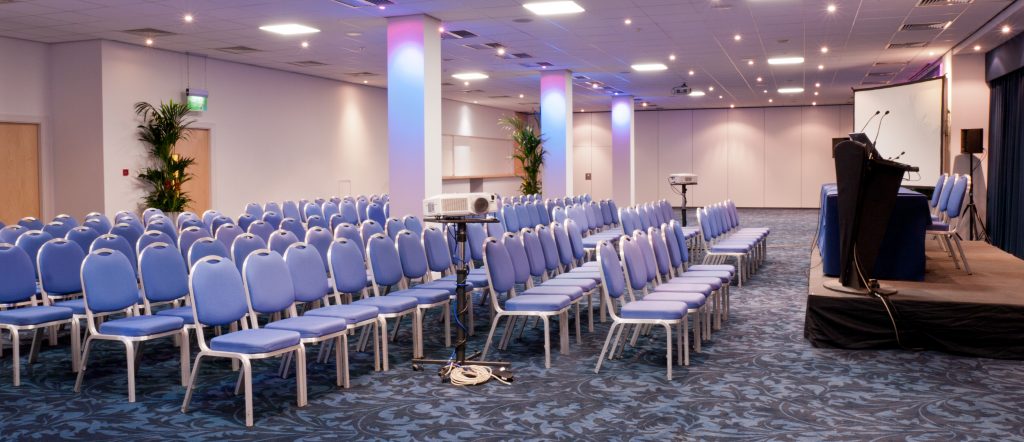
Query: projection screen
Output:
[[853, 76, 945, 186]]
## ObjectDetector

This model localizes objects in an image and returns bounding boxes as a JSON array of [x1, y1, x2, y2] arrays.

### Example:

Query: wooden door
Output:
[[0, 123, 40, 225], [174, 128, 211, 214]]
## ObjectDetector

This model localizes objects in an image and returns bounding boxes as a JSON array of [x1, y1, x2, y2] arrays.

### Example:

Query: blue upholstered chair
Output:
[[339, 201, 360, 225], [0, 243, 74, 386], [147, 219, 178, 245], [201, 210, 221, 228], [17, 217, 44, 231], [927, 174, 972, 274], [385, 217, 405, 240], [179, 217, 208, 233], [84, 212, 112, 233], [360, 220, 384, 247], [502, 232, 587, 341], [244, 202, 263, 219], [230, 233, 267, 273], [65, 226, 100, 253], [137, 230, 176, 258], [15, 230, 53, 277], [502, 204, 520, 233], [302, 202, 324, 223], [74, 249, 187, 402], [91, 234, 137, 277], [139, 242, 198, 371], [264, 201, 282, 216], [593, 240, 688, 380], [280, 217, 306, 241], [1, 225, 28, 244], [304, 226, 333, 273], [283, 200, 302, 222], [366, 202, 386, 227], [268, 229, 299, 256], [211, 215, 233, 236], [178, 226, 209, 262], [42, 221, 72, 240], [262, 211, 283, 230], [521, 228, 600, 332], [215, 224, 244, 250], [236, 213, 257, 232], [306, 214, 328, 230], [480, 237, 572, 368], [247, 220, 275, 243], [402, 215, 424, 237], [188, 237, 230, 268], [355, 197, 370, 223], [182, 255, 306, 427], [322, 201, 340, 221], [142, 208, 165, 224]]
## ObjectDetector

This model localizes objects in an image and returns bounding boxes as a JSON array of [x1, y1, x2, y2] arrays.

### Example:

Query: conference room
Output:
[[2, 0, 1024, 438]]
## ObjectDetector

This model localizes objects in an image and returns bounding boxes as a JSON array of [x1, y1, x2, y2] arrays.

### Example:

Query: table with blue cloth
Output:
[[817, 183, 932, 281]]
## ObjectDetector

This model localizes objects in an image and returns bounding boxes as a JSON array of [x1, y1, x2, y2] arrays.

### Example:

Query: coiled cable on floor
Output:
[[441, 364, 511, 386]]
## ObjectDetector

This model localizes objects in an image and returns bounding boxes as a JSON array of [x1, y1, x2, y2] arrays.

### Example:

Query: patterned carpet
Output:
[[2, 209, 1023, 440]]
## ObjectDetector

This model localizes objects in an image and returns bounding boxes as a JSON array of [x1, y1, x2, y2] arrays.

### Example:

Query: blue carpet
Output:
[[2, 209, 1023, 440]]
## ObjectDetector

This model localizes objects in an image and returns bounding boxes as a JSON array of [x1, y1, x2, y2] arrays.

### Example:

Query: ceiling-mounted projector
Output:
[[423, 193, 498, 218], [672, 83, 693, 96]]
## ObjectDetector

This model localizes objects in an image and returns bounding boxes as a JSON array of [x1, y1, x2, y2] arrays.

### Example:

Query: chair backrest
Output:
[[599, 201, 613, 226], [139, 242, 189, 304], [647, 227, 673, 278], [268, 229, 299, 256], [930, 174, 947, 209], [0, 243, 38, 304], [244, 202, 263, 218], [663, 222, 684, 269], [66, 226, 101, 253], [550, 221, 575, 268], [360, 220, 384, 247], [304, 226, 333, 272], [334, 222, 364, 256], [201, 210, 221, 227], [142, 208, 165, 224], [1, 225, 28, 244], [215, 224, 244, 249], [466, 223, 486, 262], [524, 202, 541, 229], [146, 214, 171, 228], [284, 243, 332, 303], [322, 201, 340, 221], [936, 174, 958, 212], [82, 218, 106, 235], [247, 220, 275, 243], [236, 213, 257, 231], [395, 229, 430, 280], [109, 222, 143, 250], [502, 205, 520, 232], [138, 230, 176, 257], [535, 225, 562, 271], [328, 238, 369, 294], [231, 233, 267, 272], [147, 219, 178, 244], [264, 201, 282, 217], [584, 203, 599, 231], [303, 202, 324, 221], [382, 202, 391, 219], [482, 238, 515, 294], [280, 217, 306, 240], [329, 214, 346, 232], [385, 218, 405, 239], [188, 237, 229, 268], [178, 226, 208, 261], [366, 233, 404, 289], [307, 214, 329, 229], [189, 256, 252, 327], [176, 211, 199, 230], [501, 232, 533, 284], [211, 215, 233, 235], [282, 200, 301, 221], [262, 211, 283, 229], [632, 230, 660, 283], [552, 206, 566, 224], [520, 229, 549, 278], [15, 230, 53, 276], [243, 249, 296, 315], [564, 219, 586, 260], [402, 215, 424, 237], [366, 202, 386, 226], [81, 249, 138, 314], [597, 241, 627, 300], [18, 217, 44, 230], [91, 234, 136, 275], [43, 221, 72, 239], [422, 226, 453, 272], [356, 198, 370, 223], [487, 220, 507, 238], [339, 201, 360, 225], [84, 213, 112, 233], [38, 238, 84, 296], [50, 214, 76, 228], [619, 237, 650, 292], [945, 175, 971, 219]]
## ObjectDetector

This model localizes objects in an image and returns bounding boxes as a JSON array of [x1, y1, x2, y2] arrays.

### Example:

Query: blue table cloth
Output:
[[818, 183, 931, 281]]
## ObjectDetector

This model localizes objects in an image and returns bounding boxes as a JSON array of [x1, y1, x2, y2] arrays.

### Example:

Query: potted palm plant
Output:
[[134, 100, 196, 215], [500, 115, 546, 195]]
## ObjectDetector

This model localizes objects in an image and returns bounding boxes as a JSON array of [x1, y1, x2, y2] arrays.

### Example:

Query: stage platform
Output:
[[805, 239, 1024, 360]]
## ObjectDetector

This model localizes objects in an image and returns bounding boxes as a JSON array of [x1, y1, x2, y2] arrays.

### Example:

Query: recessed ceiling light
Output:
[[812, 101, 817, 106], [763, 89, 768, 93], [473, 100, 478, 104], [624, 18, 632, 25], [709, 86, 715, 91], [818, 64, 825, 70], [497, 47, 506, 56], [688, 69, 695, 76], [439, 26, 445, 33], [756, 76, 763, 82], [346, 31, 363, 37], [1001, 25, 1011, 34], [827, 4, 836, 13], [378, 5, 386, 9], [363, 80, 368, 84], [689, 90, 706, 97], [669, 54, 676, 61], [815, 82, 821, 88], [747, 60, 755, 66], [820, 46, 829, 54], [730, 104, 735, 108], [145, 38, 153, 46], [463, 81, 470, 86], [523, 1, 585, 16], [519, 93, 525, 98], [767, 56, 804, 65], [631, 63, 668, 72], [260, 24, 320, 35], [814, 91, 819, 96], [928, 51, 936, 56], [778, 87, 805, 94], [580, 108, 585, 112], [592, 83, 600, 89], [183, 14, 194, 23], [734, 34, 742, 41], [769, 98, 773, 103], [973, 45, 982, 51], [718, 95, 723, 99], [301, 41, 309, 48], [452, 72, 489, 80], [541, 65, 547, 69]]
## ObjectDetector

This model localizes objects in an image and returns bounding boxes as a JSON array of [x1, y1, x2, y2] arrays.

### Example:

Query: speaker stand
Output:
[[964, 153, 988, 242]]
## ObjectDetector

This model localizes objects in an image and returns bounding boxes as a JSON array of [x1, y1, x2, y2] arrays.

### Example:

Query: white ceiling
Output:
[[0, 0, 1021, 112]]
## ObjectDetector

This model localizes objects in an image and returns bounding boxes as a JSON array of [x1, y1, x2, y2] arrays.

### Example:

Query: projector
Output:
[[668, 173, 698, 185], [672, 83, 693, 96], [423, 193, 498, 218]]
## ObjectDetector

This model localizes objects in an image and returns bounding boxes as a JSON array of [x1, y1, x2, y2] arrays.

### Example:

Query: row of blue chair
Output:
[[696, 200, 769, 286], [927, 173, 972, 274]]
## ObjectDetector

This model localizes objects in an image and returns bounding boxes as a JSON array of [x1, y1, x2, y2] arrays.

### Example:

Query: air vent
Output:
[[331, 0, 393, 7], [519, 102, 540, 106], [513, 18, 533, 23], [441, 30, 477, 39], [216, 46, 262, 54], [887, 42, 928, 49], [573, 75, 590, 80], [346, 72, 378, 77], [441, 82, 455, 86], [861, 80, 890, 85], [917, 0, 972, 5], [866, 72, 896, 77], [289, 61, 328, 67], [710, 2, 734, 9], [504, 52, 532, 60], [901, 22, 948, 31], [123, 28, 176, 37], [461, 89, 484, 93], [488, 95, 511, 99], [462, 43, 493, 50], [537, 62, 553, 67], [0, 0, 20, 4], [873, 61, 909, 66]]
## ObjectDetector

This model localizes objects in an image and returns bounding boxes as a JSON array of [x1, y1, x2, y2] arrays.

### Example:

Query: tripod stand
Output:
[[964, 153, 988, 241]]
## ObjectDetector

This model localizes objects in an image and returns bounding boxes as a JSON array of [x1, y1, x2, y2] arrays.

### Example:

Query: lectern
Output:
[[826, 136, 918, 295]]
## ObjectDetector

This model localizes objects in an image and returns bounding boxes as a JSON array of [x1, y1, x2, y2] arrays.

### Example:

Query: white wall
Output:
[[574, 105, 853, 208], [946, 52, 989, 224], [440, 100, 519, 196]]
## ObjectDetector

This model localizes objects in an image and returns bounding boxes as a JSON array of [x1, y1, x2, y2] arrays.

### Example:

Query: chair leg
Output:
[[125, 340, 137, 402], [179, 330, 190, 386], [74, 335, 94, 392], [683, 316, 690, 366], [371, 323, 381, 372], [181, 354, 205, 413], [559, 311, 569, 355], [295, 346, 308, 407], [379, 318, 389, 372], [499, 316, 516, 350], [609, 324, 627, 360], [574, 302, 582, 345], [594, 322, 618, 374], [676, 322, 684, 366], [71, 319, 81, 373], [10, 329, 20, 387], [587, 293, 595, 333], [481, 314, 502, 361], [444, 303, 451, 348], [953, 235, 972, 275], [28, 329, 42, 364], [945, 236, 961, 269], [663, 323, 673, 380], [338, 334, 350, 388], [541, 316, 551, 368], [241, 358, 254, 427], [692, 311, 701, 353]]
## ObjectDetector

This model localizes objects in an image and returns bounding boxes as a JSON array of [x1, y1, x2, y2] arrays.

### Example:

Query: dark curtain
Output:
[[987, 67, 1024, 259]]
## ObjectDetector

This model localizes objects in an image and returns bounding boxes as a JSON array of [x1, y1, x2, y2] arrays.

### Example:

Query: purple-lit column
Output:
[[540, 70, 573, 198], [387, 14, 442, 217], [611, 95, 635, 205]]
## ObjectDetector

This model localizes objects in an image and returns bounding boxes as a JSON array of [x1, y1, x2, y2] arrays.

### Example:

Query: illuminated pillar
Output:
[[611, 95, 635, 205], [540, 70, 573, 198], [387, 14, 442, 217]]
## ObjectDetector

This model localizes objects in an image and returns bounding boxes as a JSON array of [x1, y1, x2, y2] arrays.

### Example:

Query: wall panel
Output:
[[763, 107, 803, 207], [691, 109, 730, 206], [655, 110, 693, 204], [801, 106, 839, 207], [727, 108, 765, 207]]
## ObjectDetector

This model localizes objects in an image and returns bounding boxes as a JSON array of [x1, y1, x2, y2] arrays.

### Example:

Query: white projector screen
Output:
[[853, 77, 945, 186]]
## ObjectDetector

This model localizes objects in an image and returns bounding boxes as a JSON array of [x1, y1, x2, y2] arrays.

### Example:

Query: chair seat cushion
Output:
[[688, 264, 734, 274], [710, 244, 751, 253], [620, 301, 686, 320], [210, 329, 301, 354], [98, 315, 184, 337], [680, 270, 732, 283], [522, 285, 583, 300], [927, 223, 950, 232], [155, 306, 195, 324], [306, 304, 380, 324], [395, 288, 451, 305], [505, 294, 571, 311], [53, 299, 86, 315], [439, 273, 489, 287], [545, 277, 597, 291], [654, 283, 712, 296], [354, 295, 419, 314], [0, 306, 73, 326], [412, 280, 475, 294], [553, 272, 600, 282], [669, 275, 721, 290], [265, 316, 348, 339], [643, 292, 706, 308], [580, 261, 600, 268]]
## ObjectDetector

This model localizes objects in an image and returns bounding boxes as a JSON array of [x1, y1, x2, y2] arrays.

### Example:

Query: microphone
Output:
[[890, 151, 906, 161], [859, 110, 881, 133], [872, 110, 890, 146]]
